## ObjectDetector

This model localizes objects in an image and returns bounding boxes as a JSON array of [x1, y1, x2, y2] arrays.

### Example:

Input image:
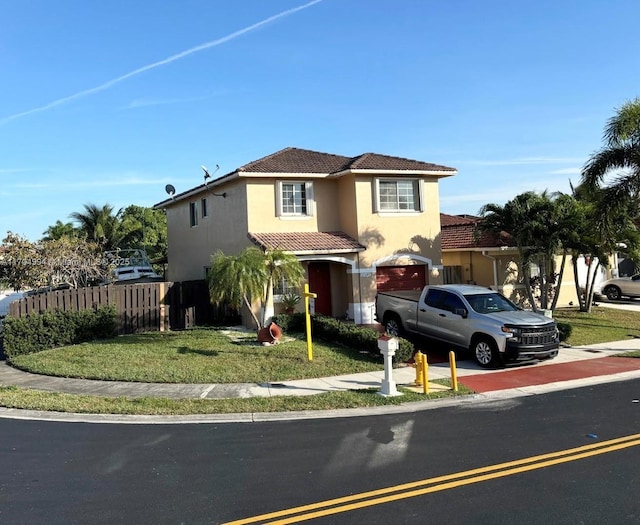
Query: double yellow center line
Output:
[[222, 432, 640, 524]]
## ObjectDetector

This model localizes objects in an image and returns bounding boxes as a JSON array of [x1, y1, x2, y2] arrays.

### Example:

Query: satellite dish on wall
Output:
[[165, 184, 176, 198]]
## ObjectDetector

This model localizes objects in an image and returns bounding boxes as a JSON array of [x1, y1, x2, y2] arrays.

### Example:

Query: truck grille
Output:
[[520, 325, 557, 345]]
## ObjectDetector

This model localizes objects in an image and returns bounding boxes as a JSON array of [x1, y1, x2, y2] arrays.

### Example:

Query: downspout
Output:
[[482, 251, 498, 290], [357, 252, 364, 324]]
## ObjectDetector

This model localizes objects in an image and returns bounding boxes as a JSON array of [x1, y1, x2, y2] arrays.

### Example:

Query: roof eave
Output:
[[333, 168, 457, 178], [238, 171, 329, 179], [153, 172, 239, 208], [442, 246, 517, 252]]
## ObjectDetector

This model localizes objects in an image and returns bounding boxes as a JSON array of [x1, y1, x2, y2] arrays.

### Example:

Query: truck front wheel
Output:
[[471, 337, 501, 368], [383, 314, 403, 337]]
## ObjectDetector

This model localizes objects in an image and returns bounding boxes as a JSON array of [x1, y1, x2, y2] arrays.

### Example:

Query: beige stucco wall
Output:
[[350, 176, 444, 309], [164, 179, 249, 282], [245, 178, 342, 233]]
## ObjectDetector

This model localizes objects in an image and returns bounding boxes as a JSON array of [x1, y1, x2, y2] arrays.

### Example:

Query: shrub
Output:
[[3, 305, 117, 359], [272, 313, 414, 365], [272, 312, 305, 333], [557, 321, 572, 342]]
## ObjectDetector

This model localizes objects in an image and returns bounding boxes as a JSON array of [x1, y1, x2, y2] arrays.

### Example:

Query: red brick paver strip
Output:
[[459, 357, 640, 393]]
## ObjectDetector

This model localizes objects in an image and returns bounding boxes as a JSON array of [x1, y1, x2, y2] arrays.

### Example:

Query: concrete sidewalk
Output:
[[1, 338, 640, 400]]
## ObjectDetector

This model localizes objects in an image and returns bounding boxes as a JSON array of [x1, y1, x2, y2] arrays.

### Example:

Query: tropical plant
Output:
[[69, 203, 139, 252], [207, 247, 305, 332], [281, 292, 301, 313], [118, 205, 167, 262], [480, 191, 584, 311], [479, 192, 551, 310], [582, 97, 640, 204], [580, 98, 640, 305], [41, 220, 78, 241]]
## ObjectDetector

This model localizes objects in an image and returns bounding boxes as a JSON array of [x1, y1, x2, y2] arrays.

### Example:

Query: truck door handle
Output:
[[420, 308, 426, 312], [438, 313, 446, 317]]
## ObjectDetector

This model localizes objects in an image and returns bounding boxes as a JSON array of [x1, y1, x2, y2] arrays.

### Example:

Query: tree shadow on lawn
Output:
[[176, 346, 219, 357]]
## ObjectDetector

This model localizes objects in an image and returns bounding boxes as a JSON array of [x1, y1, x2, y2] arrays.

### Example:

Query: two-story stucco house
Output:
[[154, 147, 457, 325]]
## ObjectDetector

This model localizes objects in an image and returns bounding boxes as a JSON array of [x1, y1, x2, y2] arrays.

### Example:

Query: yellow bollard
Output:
[[303, 283, 317, 361], [449, 350, 458, 392], [421, 352, 429, 394], [414, 351, 423, 385]]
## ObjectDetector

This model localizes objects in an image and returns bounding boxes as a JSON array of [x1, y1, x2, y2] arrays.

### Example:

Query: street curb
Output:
[[3, 369, 640, 425]]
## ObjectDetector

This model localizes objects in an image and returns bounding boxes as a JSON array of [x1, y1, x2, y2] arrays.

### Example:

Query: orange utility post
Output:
[[303, 283, 317, 361], [449, 350, 459, 392]]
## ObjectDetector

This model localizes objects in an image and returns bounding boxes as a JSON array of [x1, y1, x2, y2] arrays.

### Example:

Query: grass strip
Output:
[[0, 380, 471, 415]]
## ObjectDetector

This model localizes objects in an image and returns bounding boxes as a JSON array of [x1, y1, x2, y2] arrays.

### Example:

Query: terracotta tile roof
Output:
[[239, 147, 351, 174], [348, 152, 455, 172], [440, 213, 513, 250], [247, 231, 366, 255], [154, 147, 456, 209], [238, 147, 456, 175]]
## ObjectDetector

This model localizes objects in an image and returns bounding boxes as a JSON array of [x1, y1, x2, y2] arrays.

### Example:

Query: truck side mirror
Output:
[[454, 308, 468, 318]]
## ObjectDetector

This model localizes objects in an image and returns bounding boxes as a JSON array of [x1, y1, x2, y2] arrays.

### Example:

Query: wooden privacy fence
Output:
[[8, 280, 235, 335]]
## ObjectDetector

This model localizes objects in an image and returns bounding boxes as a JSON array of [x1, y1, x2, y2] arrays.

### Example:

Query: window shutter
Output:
[[275, 181, 283, 217], [418, 179, 425, 212], [372, 178, 380, 213], [305, 182, 314, 216]]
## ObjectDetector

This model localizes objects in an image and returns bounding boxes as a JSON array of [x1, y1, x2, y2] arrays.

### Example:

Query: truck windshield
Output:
[[465, 293, 519, 314]]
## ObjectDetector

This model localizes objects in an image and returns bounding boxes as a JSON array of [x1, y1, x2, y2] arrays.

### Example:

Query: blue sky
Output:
[[2, 0, 639, 241]]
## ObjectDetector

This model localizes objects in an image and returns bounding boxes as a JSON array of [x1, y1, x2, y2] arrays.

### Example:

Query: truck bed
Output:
[[376, 289, 422, 302]]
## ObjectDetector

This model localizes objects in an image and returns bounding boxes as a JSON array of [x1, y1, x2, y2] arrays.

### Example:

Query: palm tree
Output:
[[69, 203, 139, 251], [208, 247, 305, 332], [582, 97, 640, 208], [479, 191, 553, 310], [581, 99, 640, 286], [41, 220, 78, 241]]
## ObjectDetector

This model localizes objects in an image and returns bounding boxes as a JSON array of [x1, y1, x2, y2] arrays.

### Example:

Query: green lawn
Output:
[[553, 306, 640, 347], [9, 327, 384, 383]]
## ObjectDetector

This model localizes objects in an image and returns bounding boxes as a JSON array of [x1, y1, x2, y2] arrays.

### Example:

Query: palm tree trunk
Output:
[[550, 251, 567, 310], [243, 295, 262, 332]]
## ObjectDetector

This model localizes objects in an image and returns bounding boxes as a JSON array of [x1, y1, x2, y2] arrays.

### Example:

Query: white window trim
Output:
[[276, 180, 315, 218], [373, 177, 424, 214]]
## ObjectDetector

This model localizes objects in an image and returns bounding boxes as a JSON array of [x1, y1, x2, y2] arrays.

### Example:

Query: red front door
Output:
[[308, 262, 332, 316]]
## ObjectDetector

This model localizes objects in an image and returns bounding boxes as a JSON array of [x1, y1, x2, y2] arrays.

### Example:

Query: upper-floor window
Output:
[[276, 181, 314, 217], [201, 198, 208, 218], [375, 178, 424, 213], [189, 202, 198, 227]]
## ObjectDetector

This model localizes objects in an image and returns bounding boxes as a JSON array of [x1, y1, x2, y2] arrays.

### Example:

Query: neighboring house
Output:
[[440, 213, 581, 307], [154, 147, 457, 325]]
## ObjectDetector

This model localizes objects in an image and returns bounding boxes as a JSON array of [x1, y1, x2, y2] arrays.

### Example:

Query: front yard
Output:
[[8, 327, 384, 383], [0, 305, 637, 415]]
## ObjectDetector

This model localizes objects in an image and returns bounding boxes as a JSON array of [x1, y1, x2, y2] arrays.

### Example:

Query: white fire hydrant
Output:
[[378, 334, 402, 397]]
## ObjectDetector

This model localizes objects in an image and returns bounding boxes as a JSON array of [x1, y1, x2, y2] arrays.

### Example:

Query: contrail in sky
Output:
[[0, 0, 322, 125]]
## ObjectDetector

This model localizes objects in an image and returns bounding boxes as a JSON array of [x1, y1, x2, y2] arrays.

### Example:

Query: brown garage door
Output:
[[376, 265, 427, 292]]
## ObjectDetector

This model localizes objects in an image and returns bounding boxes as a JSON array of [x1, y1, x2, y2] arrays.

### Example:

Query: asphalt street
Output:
[[2, 379, 640, 524]]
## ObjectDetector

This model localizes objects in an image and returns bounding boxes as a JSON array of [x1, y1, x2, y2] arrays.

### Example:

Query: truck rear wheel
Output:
[[471, 336, 501, 368], [383, 314, 403, 337]]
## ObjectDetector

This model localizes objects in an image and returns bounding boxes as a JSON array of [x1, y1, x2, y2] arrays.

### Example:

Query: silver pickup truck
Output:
[[375, 284, 560, 367]]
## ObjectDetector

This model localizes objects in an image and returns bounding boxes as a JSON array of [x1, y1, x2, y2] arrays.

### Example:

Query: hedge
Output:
[[2, 305, 117, 360], [557, 321, 573, 342], [271, 313, 414, 364]]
